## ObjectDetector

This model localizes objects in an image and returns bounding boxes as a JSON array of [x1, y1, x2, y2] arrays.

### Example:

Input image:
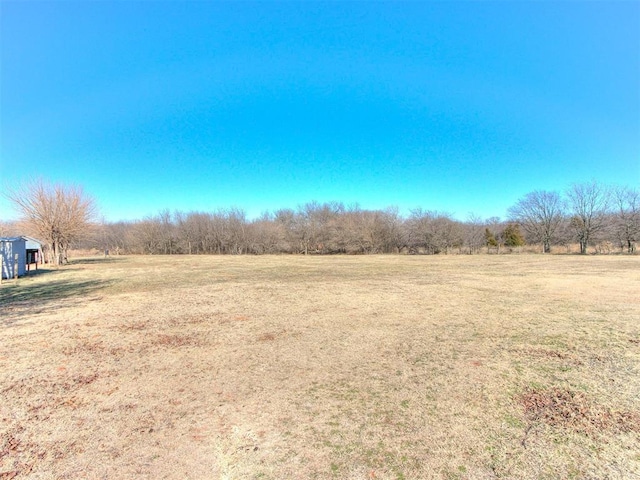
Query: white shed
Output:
[[1, 236, 43, 279]]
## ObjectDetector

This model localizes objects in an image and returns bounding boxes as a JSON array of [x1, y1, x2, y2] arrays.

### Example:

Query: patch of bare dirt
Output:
[[519, 387, 640, 437]]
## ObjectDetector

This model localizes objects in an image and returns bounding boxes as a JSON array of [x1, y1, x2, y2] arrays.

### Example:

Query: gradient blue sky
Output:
[[1, 1, 638, 222]]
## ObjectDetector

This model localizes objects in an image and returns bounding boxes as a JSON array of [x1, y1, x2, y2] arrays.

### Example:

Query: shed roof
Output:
[[0, 236, 43, 248]]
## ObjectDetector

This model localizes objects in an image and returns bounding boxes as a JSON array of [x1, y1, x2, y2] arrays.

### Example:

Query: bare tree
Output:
[[405, 208, 434, 254], [248, 212, 289, 254], [463, 214, 485, 254], [102, 221, 132, 255], [273, 208, 297, 253], [133, 217, 164, 254], [566, 181, 611, 254], [508, 190, 564, 253], [404, 210, 460, 254], [158, 209, 177, 255], [6, 179, 97, 265], [293, 201, 343, 254], [612, 186, 639, 253], [377, 207, 404, 253], [430, 214, 463, 254], [175, 211, 195, 254], [339, 205, 376, 254], [225, 207, 248, 254]]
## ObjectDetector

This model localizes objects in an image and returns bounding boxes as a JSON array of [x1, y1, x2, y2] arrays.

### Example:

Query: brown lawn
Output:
[[1, 254, 639, 479]]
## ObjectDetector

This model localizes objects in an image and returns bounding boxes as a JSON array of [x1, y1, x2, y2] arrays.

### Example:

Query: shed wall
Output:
[[1, 239, 26, 279]]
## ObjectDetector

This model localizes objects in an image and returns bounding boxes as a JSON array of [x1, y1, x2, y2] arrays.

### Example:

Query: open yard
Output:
[[1, 254, 639, 479]]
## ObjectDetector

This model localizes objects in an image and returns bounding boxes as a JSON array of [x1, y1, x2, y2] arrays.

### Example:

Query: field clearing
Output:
[[1, 254, 639, 479]]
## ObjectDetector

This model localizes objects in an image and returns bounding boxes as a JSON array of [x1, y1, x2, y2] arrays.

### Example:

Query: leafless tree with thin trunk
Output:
[[507, 190, 565, 253], [566, 181, 611, 254], [612, 185, 639, 253], [274, 208, 297, 253], [463, 214, 485, 254], [6, 179, 97, 265]]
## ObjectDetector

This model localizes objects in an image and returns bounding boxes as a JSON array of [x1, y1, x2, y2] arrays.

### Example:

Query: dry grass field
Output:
[[1, 254, 639, 479]]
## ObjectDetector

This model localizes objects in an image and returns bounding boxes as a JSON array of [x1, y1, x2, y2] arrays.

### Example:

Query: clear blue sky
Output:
[[1, 1, 638, 222]]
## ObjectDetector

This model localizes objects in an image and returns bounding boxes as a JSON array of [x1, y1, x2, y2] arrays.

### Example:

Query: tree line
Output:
[[92, 181, 637, 256], [3, 180, 638, 260]]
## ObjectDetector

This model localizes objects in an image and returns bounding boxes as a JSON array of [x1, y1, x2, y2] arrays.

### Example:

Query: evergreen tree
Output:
[[484, 228, 498, 247], [503, 223, 525, 247]]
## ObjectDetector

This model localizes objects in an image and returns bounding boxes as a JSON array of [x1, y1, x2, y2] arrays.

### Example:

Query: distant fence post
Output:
[[14, 253, 19, 279]]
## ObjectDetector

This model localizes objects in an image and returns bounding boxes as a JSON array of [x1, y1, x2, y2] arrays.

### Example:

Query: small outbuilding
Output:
[[1, 236, 43, 279]]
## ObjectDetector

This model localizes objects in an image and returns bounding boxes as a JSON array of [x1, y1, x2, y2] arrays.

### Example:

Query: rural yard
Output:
[[1, 254, 639, 479]]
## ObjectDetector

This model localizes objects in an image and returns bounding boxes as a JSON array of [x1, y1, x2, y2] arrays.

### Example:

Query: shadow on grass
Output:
[[0, 276, 113, 326], [68, 257, 126, 265]]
